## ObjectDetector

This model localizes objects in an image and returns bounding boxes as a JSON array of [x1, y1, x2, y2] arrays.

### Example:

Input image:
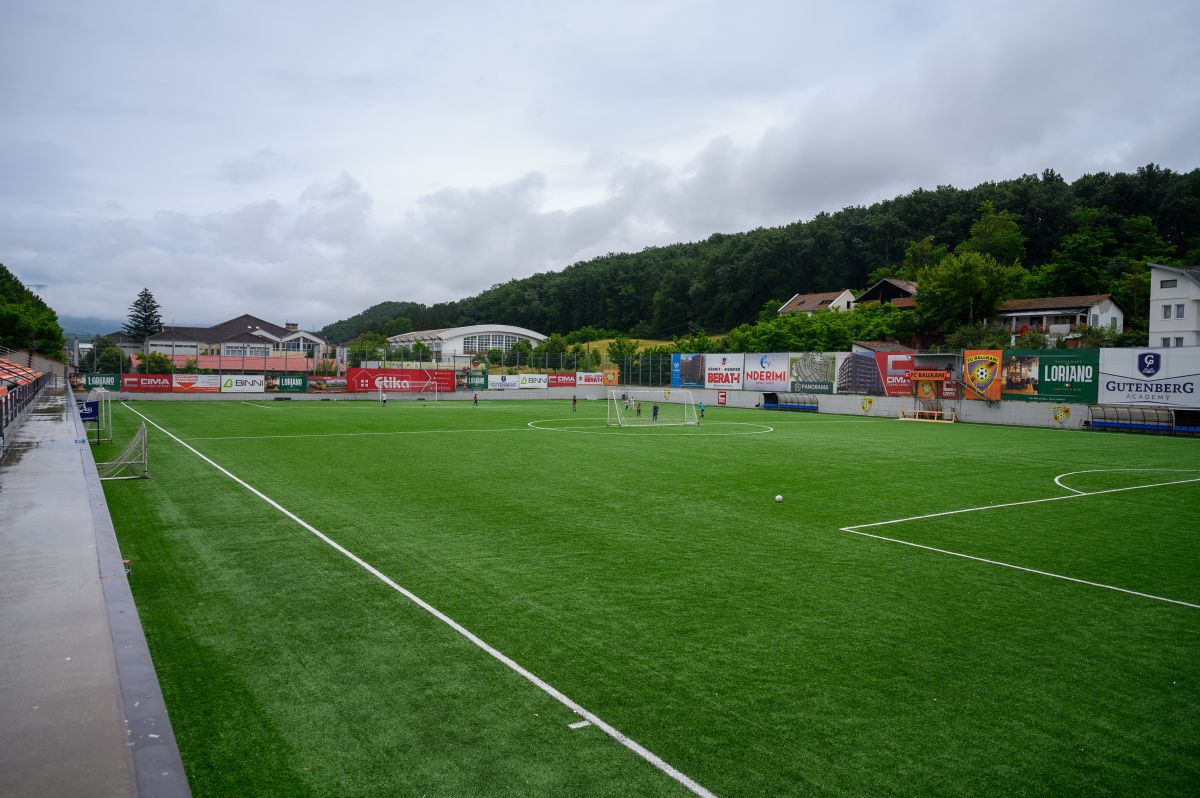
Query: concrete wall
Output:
[[91, 384, 1089, 429]]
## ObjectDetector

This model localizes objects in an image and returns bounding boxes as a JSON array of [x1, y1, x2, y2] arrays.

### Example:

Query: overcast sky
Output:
[[2, 0, 1198, 330]]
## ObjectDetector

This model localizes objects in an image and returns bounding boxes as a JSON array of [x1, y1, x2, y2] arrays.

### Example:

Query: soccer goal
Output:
[[97, 421, 148, 480], [606, 388, 699, 427], [80, 388, 113, 444]]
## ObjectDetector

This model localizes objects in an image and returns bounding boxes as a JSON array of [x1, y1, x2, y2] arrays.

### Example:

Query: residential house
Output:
[[854, 278, 918, 309], [777, 289, 855, 315], [112, 314, 334, 373], [988, 295, 1124, 346], [1148, 264, 1200, 348]]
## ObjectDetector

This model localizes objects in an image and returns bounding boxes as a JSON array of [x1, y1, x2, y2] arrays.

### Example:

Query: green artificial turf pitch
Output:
[[97, 398, 1200, 797]]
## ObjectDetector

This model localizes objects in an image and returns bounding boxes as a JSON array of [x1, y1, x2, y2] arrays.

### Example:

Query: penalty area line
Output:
[[118, 402, 718, 798], [840, 475, 1200, 610]]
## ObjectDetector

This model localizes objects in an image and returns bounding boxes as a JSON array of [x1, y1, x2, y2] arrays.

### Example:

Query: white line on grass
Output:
[[120, 403, 717, 798], [239, 402, 275, 410], [840, 471, 1200, 609], [189, 427, 535, 441]]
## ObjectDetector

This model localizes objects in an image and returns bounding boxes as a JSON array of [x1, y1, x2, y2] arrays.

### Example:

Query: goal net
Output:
[[607, 388, 698, 427], [80, 388, 113, 444], [97, 421, 148, 480]]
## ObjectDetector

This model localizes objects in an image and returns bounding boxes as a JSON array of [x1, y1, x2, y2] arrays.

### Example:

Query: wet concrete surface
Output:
[[0, 388, 188, 798]]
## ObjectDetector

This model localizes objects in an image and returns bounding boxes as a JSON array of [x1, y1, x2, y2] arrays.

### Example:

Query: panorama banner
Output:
[[1098, 349, 1200, 407], [963, 350, 1003, 401], [221, 375, 265, 393], [173, 374, 221, 393], [789, 352, 838, 393], [704, 353, 744, 389], [1001, 349, 1099, 404], [741, 353, 790, 392], [488, 374, 521, 390], [122, 374, 172, 392], [671, 354, 705, 388]]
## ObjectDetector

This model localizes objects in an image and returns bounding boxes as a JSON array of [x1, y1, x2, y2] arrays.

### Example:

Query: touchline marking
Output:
[[239, 402, 275, 410], [841, 473, 1200, 609], [119, 403, 717, 798], [188, 427, 535, 439]]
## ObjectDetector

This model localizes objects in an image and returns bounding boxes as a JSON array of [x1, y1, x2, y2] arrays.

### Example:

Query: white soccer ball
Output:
[[775, 495, 783, 503]]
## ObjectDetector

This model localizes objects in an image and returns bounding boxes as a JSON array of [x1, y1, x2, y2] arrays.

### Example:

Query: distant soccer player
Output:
[[652, 402, 659, 422], [636, 401, 642, 417], [699, 401, 705, 418], [473, 392, 479, 407], [572, 395, 577, 412]]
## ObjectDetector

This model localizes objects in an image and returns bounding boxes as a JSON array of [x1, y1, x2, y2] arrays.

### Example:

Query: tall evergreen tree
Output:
[[123, 288, 163, 342]]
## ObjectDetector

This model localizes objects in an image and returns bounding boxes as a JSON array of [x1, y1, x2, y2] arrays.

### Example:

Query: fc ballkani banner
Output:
[[1099, 349, 1200, 408], [963, 350, 1002, 401], [1001, 350, 1099, 404]]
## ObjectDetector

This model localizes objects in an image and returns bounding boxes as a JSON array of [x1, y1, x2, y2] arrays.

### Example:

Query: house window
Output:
[[1163, 305, 1172, 320], [1176, 304, 1186, 319], [1090, 313, 1099, 326], [1160, 279, 1177, 288], [1162, 338, 1171, 347], [1176, 337, 1185, 347]]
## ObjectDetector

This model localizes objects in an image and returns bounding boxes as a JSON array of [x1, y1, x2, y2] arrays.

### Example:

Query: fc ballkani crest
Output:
[[860, 397, 874, 413], [964, 352, 1001, 397], [1051, 405, 1071, 425]]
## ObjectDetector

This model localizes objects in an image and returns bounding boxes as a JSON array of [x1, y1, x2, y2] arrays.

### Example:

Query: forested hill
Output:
[[321, 165, 1200, 343]]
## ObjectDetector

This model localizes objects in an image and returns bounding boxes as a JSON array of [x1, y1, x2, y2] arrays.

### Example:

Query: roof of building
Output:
[[115, 315, 327, 345], [387, 324, 547, 345], [1149, 263, 1200, 287], [856, 278, 918, 305], [777, 290, 852, 314], [996, 294, 1120, 314], [851, 340, 916, 353]]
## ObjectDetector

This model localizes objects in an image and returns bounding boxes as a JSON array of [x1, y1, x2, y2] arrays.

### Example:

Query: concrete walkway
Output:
[[0, 386, 188, 798]]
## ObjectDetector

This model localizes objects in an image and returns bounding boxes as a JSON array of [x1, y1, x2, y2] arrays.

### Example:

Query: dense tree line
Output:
[[321, 165, 1200, 344], [0, 263, 66, 356]]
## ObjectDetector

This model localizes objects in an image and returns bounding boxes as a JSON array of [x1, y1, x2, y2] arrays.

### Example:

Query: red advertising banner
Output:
[[548, 373, 577, 387], [122, 374, 173, 392], [346, 368, 456, 393], [873, 353, 912, 397]]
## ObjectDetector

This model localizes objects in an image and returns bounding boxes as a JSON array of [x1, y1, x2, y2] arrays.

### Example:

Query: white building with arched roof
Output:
[[386, 324, 547, 357]]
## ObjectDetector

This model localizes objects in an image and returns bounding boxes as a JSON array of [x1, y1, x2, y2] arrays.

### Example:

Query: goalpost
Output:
[[81, 388, 113, 444], [607, 388, 698, 427], [97, 421, 149, 480]]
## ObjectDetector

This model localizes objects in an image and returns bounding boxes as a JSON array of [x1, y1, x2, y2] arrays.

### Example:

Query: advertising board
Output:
[[548, 373, 576, 387], [519, 373, 548, 389], [220, 375, 265, 393], [873, 352, 913, 397], [704, 353, 744, 390], [1098, 349, 1200, 407], [671, 354, 705, 388], [789, 352, 837, 393], [346, 368, 455, 393], [488, 374, 521, 390], [1001, 350, 1099, 404], [963, 350, 1003, 401], [83, 374, 120, 390], [741, 353, 790, 391], [265, 374, 308, 393], [307, 376, 346, 392], [121, 374, 172, 392], [173, 374, 221, 393]]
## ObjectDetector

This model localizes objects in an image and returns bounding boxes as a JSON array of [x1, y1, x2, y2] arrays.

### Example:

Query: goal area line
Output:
[[839, 473, 1200, 610], [116, 403, 717, 798]]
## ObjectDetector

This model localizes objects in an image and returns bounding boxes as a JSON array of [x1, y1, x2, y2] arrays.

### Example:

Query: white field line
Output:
[[841, 472, 1200, 609], [119, 403, 717, 798], [189, 427, 535, 441], [239, 401, 276, 410]]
